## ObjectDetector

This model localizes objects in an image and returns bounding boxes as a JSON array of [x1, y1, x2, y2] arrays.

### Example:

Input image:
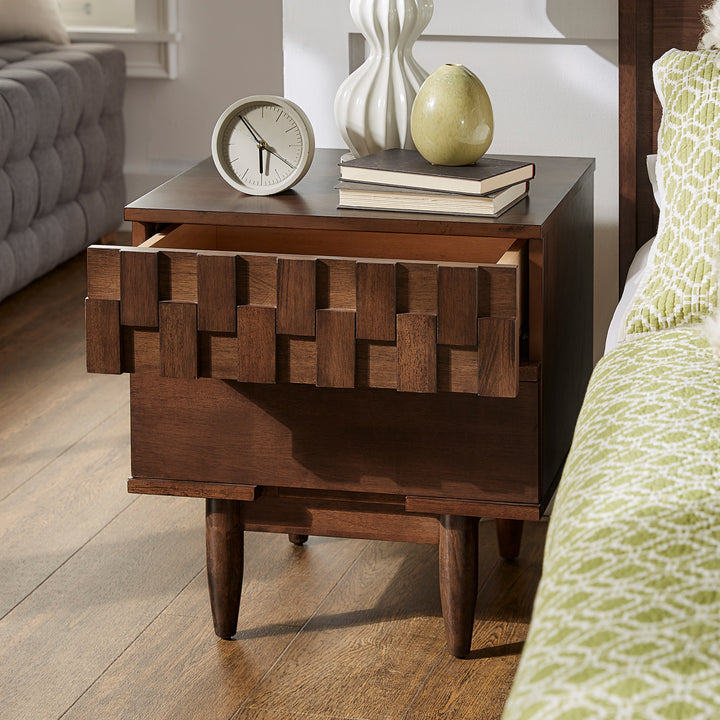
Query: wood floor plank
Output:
[[0, 404, 132, 617], [0, 252, 87, 343], [165, 533, 370, 626], [61, 533, 369, 720], [238, 711, 351, 720], [0, 372, 128, 500], [402, 521, 547, 720], [239, 540, 447, 720], [0, 494, 205, 720], [0, 248, 128, 500], [0, 274, 89, 408]]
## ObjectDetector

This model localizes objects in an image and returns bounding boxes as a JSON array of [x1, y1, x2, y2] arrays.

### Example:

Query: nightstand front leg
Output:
[[496, 518, 524, 560], [439, 514, 479, 658], [206, 499, 244, 639]]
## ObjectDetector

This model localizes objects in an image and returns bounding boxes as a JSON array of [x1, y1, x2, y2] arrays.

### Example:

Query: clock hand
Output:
[[262, 142, 295, 169], [258, 143, 264, 175], [239, 114, 263, 144]]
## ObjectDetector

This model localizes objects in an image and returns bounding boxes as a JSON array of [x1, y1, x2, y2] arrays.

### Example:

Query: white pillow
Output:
[[604, 236, 656, 354], [646, 154, 663, 209], [0, 0, 69, 45]]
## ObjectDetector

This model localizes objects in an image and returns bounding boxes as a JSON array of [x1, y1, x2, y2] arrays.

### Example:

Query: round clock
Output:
[[211, 95, 315, 196]]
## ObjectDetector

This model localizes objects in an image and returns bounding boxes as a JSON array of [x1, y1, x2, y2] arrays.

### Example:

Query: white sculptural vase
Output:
[[334, 0, 434, 158]]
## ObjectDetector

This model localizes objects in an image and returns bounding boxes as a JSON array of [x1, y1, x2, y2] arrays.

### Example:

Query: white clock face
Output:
[[211, 96, 315, 196]]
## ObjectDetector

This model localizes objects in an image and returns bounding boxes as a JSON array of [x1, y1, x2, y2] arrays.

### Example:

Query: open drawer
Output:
[[86, 223, 527, 398]]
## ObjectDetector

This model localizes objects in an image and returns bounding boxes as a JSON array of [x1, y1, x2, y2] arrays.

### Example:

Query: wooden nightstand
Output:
[[85, 150, 594, 657]]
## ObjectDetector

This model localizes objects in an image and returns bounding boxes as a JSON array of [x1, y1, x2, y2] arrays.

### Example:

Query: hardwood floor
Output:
[[0, 248, 548, 720]]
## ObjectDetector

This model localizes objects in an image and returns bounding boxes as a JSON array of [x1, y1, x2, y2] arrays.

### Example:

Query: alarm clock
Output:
[[211, 95, 315, 196]]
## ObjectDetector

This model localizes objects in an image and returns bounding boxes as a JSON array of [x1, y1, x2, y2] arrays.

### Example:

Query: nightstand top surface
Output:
[[126, 149, 594, 239]]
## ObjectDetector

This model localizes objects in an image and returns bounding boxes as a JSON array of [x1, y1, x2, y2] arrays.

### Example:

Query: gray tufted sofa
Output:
[[0, 40, 125, 302]]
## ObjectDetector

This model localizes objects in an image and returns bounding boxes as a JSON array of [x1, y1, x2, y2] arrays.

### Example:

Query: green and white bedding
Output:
[[502, 326, 720, 720], [624, 49, 720, 337]]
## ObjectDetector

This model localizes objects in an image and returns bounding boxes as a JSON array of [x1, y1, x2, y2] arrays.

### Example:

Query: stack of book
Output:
[[336, 148, 535, 218]]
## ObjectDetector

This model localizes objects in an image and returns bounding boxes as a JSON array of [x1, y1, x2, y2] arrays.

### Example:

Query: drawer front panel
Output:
[[130, 375, 541, 505], [86, 244, 520, 397]]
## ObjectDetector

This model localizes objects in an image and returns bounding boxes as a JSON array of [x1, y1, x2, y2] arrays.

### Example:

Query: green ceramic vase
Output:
[[410, 63, 494, 166]]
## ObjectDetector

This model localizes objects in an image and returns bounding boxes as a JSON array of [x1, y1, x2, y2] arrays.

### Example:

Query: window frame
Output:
[[65, 0, 180, 79]]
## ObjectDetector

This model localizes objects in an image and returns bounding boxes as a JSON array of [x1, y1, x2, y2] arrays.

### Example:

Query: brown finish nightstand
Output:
[[85, 149, 594, 657]]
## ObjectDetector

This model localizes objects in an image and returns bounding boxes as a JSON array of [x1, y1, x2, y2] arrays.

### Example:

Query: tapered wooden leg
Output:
[[439, 514, 479, 658], [496, 518, 524, 560], [206, 498, 244, 639], [288, 533, 309, 546]]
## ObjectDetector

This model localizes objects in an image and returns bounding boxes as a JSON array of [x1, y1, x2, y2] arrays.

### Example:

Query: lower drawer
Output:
[[129, 374, 541, 508]]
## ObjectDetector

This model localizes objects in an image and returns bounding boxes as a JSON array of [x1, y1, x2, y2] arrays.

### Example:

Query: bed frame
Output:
[[619, 0, 707, 286]]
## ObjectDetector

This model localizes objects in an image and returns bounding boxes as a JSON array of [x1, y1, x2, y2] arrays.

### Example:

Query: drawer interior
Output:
[[138, 222, 523, 266]]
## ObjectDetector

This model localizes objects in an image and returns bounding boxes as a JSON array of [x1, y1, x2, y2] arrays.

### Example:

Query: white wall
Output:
[[122, 0, 284, 204], [283, 0, 618, 360]]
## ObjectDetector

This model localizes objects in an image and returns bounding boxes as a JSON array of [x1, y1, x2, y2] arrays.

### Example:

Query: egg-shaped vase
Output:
[[411, 63, 494, 166], [334, 0, 434, 158]]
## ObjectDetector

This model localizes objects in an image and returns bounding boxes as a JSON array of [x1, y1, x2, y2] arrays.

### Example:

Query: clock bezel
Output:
[[211, 94, 315, 196]]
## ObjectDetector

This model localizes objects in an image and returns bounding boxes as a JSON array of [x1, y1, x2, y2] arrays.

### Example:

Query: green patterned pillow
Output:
[[624, 49, 720, 337]]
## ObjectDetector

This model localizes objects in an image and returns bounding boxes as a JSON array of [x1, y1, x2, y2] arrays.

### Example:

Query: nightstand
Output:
[[85, 150, 594, 657]]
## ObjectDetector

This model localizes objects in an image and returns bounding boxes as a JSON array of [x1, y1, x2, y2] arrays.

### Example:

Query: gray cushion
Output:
[[0, 41, 125, 301]]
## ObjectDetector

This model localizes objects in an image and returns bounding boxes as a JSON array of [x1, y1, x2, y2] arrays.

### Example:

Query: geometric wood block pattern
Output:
[[86, 245, 520, 397]]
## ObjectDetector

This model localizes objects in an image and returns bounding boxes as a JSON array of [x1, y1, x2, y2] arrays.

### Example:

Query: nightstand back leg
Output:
[[496, 518, 524, 561]]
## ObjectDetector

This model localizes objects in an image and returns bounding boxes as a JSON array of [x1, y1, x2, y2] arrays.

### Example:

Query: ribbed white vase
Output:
[[334, 0, 434, 158]]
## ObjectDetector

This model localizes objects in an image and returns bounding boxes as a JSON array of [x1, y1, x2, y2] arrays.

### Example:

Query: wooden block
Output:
[[397, 313, 437, 393], [198, 332, 239, 379], [478, 265, 518, 318], [356, 261, 396, 341], [122, 327, 160, 374], [86, 246, 120, 300], [316, 258, 356, 310], [159, 301, 198, 379], [437, 266, 478, 346], [477, 317, 518, 398], [437, 345, 478, 394], [355, 340, 397, 389], [316, 309, 356, 388], [120, 250, 159, 327], [396, 263, 438, 315], [85, 298, 121, 374], [237, 306, 276, 384], [276, 258, 316, 336], [276, 336, 317, 385], [197, 253, 237, 332], [238, 254, 277, 306], [157, 251, 198, 302]]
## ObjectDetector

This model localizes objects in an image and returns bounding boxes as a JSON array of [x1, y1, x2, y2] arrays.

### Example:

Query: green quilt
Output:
[[502, 326, 720, 720]]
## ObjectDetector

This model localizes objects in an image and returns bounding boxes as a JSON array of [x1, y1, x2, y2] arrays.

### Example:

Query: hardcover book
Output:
[[336, 180, 529, 217], [339, 149, 535, 196]]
